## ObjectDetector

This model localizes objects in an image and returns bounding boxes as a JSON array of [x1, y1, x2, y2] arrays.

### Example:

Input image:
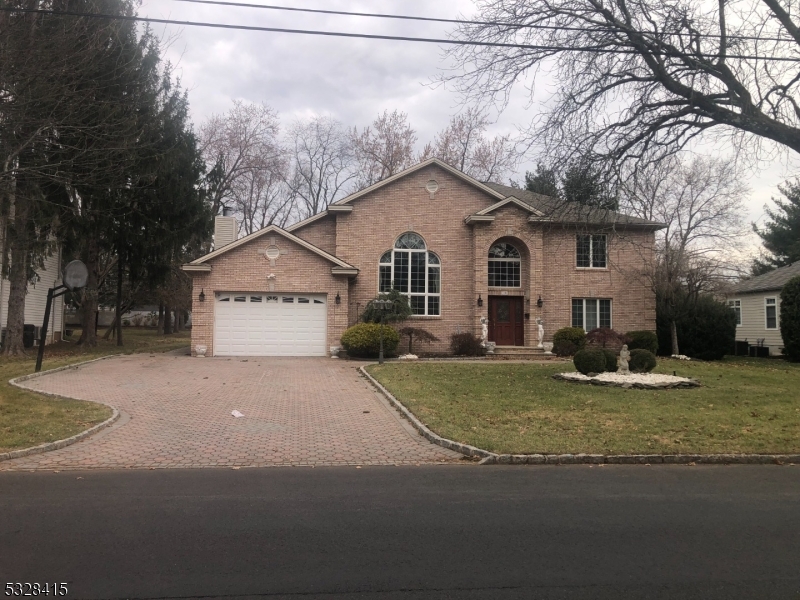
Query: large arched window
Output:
[[488, 242, 521, 287], [379, 232, 441, 315]]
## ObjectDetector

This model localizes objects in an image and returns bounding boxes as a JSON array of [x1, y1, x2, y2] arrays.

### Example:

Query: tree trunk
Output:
[[78, 237, 100, 346], [115, 257, 123, 346], [670, 320, 680, 356], [157, 303, 164, 333], [163, 303, 172, 334], [3, 200, 30, 356]]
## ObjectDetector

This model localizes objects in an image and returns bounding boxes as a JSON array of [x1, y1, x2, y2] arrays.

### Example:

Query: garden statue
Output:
[[536, 318, 544, 349], [480, 317, 488, 347], [619, 344, 630, 374]]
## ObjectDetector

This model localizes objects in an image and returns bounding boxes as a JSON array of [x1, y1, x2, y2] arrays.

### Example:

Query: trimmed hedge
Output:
[[553, 327, 587, 351], [626, 330, 658, 355], [573, 348, 607, 375], [341, 323, 400, 358], [629, 349, 657, 373], [602, 348, 618, 372], [781, 276, 800, 362], [553, 340, 578, 357]]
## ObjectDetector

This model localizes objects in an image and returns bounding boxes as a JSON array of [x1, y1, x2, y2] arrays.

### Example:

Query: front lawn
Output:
[[367, 358, 800, 455], [0, 328, 190, 453]]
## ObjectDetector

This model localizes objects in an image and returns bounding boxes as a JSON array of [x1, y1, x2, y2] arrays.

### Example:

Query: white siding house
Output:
[[0, 237, 65, 347], [726, 261, 800, 356]]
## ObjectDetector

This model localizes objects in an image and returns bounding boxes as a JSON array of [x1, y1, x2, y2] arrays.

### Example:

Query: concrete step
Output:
[[488, 346, 561, 360]]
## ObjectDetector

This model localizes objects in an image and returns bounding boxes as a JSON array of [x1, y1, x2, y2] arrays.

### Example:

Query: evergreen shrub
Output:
[[341, 323, 400, 358], [573, 348, 607, 375], [629, 349, 657, 372], [626, 330, 659, 355]]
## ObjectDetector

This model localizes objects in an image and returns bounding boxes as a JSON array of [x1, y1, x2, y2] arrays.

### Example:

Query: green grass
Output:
[[0, 328, 190, 452], [367, 357, 800, 455]]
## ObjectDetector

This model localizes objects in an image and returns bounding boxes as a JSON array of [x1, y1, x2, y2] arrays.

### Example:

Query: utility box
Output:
[[23, 324, 36, 348]]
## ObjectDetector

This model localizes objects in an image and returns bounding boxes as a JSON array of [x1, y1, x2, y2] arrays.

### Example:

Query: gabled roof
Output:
[[474, 196, 546, 217], [482, 182, 666, 230], [728, 260, 800, 294], [288, 158, 507, 233], [184, 224, 357, 271]]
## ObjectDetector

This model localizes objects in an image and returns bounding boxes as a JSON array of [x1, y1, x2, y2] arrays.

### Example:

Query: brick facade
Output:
[[186, 161, 657, 356]]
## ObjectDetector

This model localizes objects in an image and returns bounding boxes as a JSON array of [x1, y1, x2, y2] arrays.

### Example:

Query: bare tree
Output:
[[232, 164, 294, 235], [446, 0, 800, 167], [286, 115, 355, 218], [619, 155, 748, 353], [351, 110, 417, 190], [419, 107, 518, 181], [199, 100, 283, 217]]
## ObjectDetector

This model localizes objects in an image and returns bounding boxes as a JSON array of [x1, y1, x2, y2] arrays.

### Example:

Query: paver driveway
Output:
[[1, 354, 460, 470]]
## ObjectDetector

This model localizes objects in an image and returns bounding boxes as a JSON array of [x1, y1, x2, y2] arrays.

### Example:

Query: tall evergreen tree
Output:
[[524, 163, 559, 197], [752, 181, 800, 274], [560, 158, 617, 210]]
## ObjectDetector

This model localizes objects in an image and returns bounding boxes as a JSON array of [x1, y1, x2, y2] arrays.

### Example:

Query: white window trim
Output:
[[728, 298, 742, 327], [378, 235, 441, 317], [765, 297, 778, 330], [576, 234, 608, 269], [572, 298, 613, 331]]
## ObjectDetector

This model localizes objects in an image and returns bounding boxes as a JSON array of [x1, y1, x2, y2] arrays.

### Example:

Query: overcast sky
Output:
[[142, 0, 800, 254]]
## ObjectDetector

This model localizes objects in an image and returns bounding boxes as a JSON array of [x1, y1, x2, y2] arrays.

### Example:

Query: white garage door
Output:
[[214, 292, 327, 356]]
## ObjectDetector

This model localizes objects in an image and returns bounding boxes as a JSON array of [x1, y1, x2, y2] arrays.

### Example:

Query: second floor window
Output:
[[577, 234, 607, 268]]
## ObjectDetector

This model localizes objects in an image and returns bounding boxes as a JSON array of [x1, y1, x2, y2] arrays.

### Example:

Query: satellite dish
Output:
[[63, 260, 89, 291]]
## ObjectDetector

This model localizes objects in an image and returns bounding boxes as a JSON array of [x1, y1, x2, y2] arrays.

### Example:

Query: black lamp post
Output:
[[373, 299, 393, 364]]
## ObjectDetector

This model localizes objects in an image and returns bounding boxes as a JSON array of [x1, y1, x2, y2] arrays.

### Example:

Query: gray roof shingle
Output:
[[728, 261, 800, 294], [482, 182, 664, 229]]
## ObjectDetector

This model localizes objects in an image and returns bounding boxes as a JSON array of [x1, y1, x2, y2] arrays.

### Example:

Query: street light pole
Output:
[[379, 310, 385, 365], [374, 298, 391, 365]]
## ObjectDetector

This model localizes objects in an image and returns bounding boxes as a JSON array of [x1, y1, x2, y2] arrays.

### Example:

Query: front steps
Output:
[[488, 346, 563, 360]]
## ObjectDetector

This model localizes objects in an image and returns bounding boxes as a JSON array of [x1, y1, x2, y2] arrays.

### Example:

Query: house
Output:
[[726, 260, 800, 356], [182, 158, 663, 357], [0, 242, 65, 347]]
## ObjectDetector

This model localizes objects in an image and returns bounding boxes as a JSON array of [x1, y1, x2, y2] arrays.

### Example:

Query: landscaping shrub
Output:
[[586, 327, 629, 352], [553, 340, 578, 357], [780, 276, 800, 362], [626, 330, 658, 355], [450, 332, 485, 356], [553, 327, 587, 350], [602, 348, 618, 372], [629, 349, 657, 373], [656, 294, 735, 360], [398, 327, 440, 355], [340, 323, 400, 358], [361, 289, 412, 324], [573, 348, 607, 375]]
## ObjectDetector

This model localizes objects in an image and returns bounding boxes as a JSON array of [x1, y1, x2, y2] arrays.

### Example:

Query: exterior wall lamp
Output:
[[477, 295, 483, 308], [335, 292, 341, 305], [199, 289, 206, 302], [537, 295, 543, 308]]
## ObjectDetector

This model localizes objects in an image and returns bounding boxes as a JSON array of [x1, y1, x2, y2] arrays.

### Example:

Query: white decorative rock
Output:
[[399, 354, 419, 360], [195, 345, 207, 358]]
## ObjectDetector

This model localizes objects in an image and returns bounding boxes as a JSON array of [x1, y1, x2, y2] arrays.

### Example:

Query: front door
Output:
[[488, 296, 524, 346]]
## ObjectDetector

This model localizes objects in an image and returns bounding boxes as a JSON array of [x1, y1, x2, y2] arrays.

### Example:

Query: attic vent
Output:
[[214, 215, 238, 250], [426, 180, 439, 199]]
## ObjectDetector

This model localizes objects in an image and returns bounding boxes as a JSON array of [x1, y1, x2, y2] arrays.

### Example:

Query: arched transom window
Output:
[[379, 233, 441, 315], [488, 242, 521, 287]]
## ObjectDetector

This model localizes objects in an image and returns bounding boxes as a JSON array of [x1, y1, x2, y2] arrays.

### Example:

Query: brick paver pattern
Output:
[[2, 355, 460, 470]]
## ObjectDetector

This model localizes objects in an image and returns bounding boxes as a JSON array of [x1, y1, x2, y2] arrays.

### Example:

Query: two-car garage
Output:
[[213, 292, 328, 357]]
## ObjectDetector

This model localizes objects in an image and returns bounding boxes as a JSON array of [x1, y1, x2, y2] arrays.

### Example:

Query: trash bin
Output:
[[23, 324, 36, 348]]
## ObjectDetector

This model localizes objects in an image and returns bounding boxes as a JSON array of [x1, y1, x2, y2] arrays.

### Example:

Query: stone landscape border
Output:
[[1, 356, 121, 463], [552, 373, 701, 389], [360, 365, 799, 466]]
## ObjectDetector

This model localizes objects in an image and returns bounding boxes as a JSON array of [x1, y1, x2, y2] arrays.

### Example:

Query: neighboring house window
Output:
[[572, 298, 612, 330], [728, 299, 741, 326], [378, 232, 441, 316], [488, 242, 522, 287], [576, 234, 607, 268], [765, 297, 778, 329]]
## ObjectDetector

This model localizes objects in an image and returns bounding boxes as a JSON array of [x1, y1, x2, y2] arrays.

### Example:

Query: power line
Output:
[[166, 0, 797, 44], [2, 6, 800, 62]]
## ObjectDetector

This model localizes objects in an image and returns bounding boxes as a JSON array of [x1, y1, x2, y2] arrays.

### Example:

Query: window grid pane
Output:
[[379, 265, 391, 292], [394, 251, 409, 292], [585, 300, 598, 330], [592, 235, 607, 268], [427, 296, 440, 316], [410, 252, 426, 293], [599, 299, 611, 328], [572, 299, 584, 328], [488, 261, 521, 287], [410, 295, 426, 315], [766, 306, 777, 329], [428, 267, 440, 294], [576, 235, 591, 267]]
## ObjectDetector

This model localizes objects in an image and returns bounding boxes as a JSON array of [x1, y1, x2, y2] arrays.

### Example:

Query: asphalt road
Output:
[[1, 465, 799, 600]]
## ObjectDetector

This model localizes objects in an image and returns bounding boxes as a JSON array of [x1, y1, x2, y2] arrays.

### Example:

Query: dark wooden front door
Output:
[[488, 296, 524, 346]]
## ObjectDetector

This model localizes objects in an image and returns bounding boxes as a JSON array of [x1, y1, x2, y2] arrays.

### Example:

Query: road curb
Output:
[[361, 366, 799, 466], [1, 356, 121, 464]]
